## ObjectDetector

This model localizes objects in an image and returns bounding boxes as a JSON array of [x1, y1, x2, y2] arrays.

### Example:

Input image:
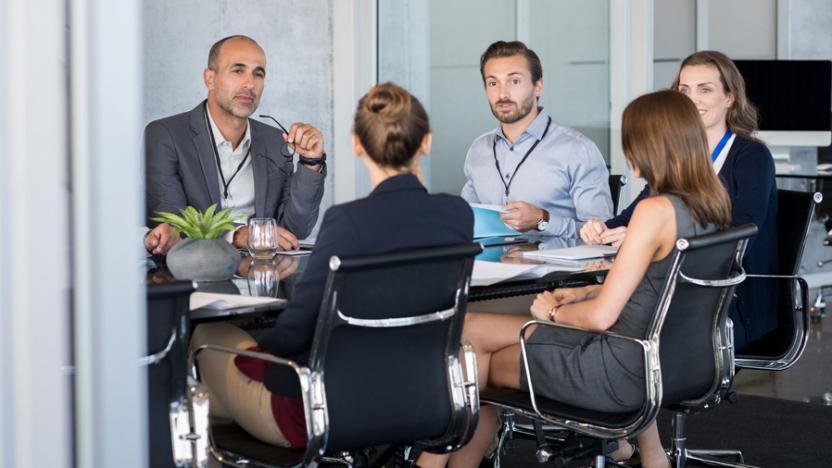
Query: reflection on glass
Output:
[[247, 259, 280, 297]]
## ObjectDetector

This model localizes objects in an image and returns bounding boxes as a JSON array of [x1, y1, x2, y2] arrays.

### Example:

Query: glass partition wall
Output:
[[378, 0, 610, 195]]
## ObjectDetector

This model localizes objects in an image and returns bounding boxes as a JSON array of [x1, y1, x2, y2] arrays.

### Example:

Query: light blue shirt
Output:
[[461, 109, 612, 237]]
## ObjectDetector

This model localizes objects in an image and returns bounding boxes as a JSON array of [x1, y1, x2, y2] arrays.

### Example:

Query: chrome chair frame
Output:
[[608, 174, 628, 216], [174, 243, 482, 468], [482, 225, 756, 468]]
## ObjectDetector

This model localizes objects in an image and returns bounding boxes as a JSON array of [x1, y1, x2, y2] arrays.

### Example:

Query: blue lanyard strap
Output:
[[711, 130, 732, 163]]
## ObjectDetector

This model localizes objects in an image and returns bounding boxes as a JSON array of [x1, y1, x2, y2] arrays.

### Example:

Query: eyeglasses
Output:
[[259, 114, 296, 158]]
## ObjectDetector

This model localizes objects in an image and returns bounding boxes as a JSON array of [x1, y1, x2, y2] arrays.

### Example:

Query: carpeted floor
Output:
[[498, 394, 832, 467]]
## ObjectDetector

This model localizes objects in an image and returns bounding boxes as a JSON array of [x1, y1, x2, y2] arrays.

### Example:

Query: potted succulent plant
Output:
[[152, 204, 244, 281]]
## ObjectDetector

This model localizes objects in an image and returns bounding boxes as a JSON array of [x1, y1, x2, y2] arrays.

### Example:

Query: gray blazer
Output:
[[145, 101, 325, 239]]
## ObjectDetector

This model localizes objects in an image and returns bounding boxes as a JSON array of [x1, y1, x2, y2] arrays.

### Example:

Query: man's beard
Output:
[[219, 95, 258, 119], [490, 94, 535, 124]]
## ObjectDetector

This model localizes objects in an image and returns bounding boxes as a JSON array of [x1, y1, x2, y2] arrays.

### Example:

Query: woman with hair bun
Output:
[[191, 82, 473, 448]]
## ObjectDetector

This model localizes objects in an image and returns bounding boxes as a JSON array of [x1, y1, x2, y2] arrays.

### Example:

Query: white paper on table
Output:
[[522, 244, 617, 262], [514, 263, 585, 279], [189, 292, 284, 311], [277, 249, 311, 256], [469, 203, 509, 213], [471, 260, 540, 287]]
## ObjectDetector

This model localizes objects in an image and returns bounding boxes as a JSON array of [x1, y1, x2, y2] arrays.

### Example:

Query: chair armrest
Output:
[[421, 340, 481, 454], [734, 275, 810, 371], [189, 344, 306, 380], [459, 340, 480, 443], [139, 329, 176, 366], [187, 344, 326, 458], [518, 319, 648, 348], [516, 320, 657, 440]]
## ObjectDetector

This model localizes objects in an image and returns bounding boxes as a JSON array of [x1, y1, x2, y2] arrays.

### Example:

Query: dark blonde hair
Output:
[[623, 90, 731, 229], [671, 50, 758, 139], [353, 82, 430, 168]]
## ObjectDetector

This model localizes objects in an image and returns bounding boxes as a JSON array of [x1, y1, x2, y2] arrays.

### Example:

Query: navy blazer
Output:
[[260, 174, 474, 396], [605, 135, 778, 350]]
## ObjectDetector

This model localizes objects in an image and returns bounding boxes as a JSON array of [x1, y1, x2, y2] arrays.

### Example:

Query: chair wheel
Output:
[[536, 447, 554, 463]]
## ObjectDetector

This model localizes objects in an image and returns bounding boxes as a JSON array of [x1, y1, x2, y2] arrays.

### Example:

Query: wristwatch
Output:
[[298, 152, 326, 167], [535, 209, 550, 232]]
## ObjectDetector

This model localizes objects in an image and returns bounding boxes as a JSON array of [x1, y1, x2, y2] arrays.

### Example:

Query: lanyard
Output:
[[203, 102, 251, 201], [492, 116, 552, 197], [711, 129, 732, 163]]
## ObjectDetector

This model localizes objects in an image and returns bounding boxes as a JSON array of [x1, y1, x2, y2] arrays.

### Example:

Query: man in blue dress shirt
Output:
[[461, 41, 612, 238]]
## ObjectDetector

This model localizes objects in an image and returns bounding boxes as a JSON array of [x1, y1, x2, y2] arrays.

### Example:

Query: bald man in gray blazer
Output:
[[145, 35, 325, 253]]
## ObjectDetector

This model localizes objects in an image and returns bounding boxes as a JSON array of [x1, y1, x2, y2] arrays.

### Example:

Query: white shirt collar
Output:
[[205, 105, 251, 152]]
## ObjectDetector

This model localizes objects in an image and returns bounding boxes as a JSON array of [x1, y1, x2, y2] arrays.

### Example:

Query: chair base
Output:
[[487, 411, 628, 468], [669, 412, 758, 468]]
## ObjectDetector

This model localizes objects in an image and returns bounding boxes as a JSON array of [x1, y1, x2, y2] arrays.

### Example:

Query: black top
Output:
[[605, 135, 778, 349], [260, 174, 474, 396]]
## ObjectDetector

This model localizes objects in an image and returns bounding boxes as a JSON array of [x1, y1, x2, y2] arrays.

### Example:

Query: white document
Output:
[[469, 203, 508, 213], [277, 249, 311, 256], [471, 260, 539, 287], [189, 292, 284, 311], [522, 244, 617, 262]]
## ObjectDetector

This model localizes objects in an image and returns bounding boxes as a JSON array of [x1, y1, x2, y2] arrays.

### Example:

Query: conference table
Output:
[[146, 236, 613, 322]]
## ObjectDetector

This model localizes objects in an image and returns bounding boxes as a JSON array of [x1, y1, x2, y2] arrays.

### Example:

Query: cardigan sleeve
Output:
[[605, 184, 650, 229], [726, 141, 776, 230]]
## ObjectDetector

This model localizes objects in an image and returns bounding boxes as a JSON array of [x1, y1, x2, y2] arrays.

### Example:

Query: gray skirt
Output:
[[519, 324, 645, 413]]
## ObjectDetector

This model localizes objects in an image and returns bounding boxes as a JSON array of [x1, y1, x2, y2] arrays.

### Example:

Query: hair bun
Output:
[[353, 82, 430, 168], [364, 86, 411, 124]]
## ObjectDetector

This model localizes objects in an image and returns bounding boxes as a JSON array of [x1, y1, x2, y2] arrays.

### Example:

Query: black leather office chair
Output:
[[179, 243, 482, 467], [481, 225, 757, 468], [608, 174, 628, 216], [669, 190, 821, 468], [736, 189, 820, 368], [145, 281, 196, 468]]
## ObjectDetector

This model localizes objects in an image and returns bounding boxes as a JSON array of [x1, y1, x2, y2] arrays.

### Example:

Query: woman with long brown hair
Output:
[[419, 90, 730, 468], [582, 50, 778, 352]]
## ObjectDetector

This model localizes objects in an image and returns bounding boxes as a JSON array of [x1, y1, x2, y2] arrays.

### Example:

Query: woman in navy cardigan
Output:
[[581, 51, 778, 352], [191, 83, 473, 448]]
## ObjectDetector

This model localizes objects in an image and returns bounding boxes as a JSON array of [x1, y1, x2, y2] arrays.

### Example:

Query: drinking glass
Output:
[[247, 218, 279, 259], [247, 259, 280, 297]]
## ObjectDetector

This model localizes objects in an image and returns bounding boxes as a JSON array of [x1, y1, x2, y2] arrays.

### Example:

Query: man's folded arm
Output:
[[276, 157, 326, 239]]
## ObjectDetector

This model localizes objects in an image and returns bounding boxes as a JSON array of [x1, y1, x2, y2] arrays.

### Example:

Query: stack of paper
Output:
[[189, 292, 285, 311], [522, 244, 617, 264], [470, 260, 585, 287]]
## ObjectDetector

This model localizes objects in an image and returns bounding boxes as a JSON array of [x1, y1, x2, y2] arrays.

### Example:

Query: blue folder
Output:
[[471, 205, 519, 239]]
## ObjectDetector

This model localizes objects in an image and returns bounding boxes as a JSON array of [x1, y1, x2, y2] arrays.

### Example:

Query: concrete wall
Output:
[[710, 0, 777, 59], [142, 0, 334, 227], [378, 0, 431, 188]]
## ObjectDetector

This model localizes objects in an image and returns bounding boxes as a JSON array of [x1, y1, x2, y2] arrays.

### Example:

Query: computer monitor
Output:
[[734, 60, 831, 149]]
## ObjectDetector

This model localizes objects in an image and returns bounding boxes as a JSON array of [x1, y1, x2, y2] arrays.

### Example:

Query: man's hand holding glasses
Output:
[[260, 115, 326, 172]]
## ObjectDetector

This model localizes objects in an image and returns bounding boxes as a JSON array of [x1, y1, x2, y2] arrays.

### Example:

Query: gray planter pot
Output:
[[166, 238, 240, 281]]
